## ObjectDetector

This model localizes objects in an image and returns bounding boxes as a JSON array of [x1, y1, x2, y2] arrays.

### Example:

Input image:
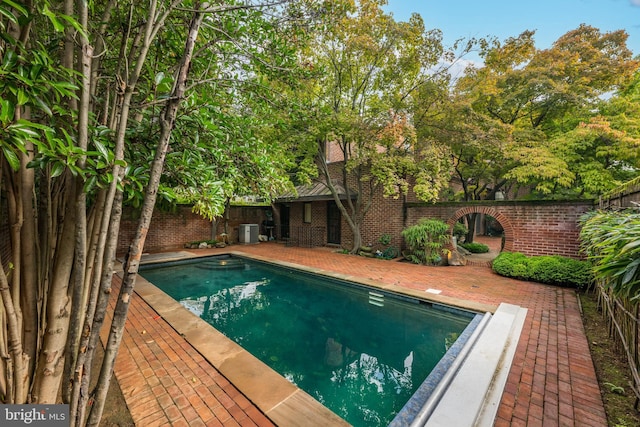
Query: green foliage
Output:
[[452, 222, 468, 241], [492, 252, 529, 277], [401, 218, 450, 265], [580, 210, 640, 300], [287, 0, 455, 252], [416, 93, 513, 202], [378, 233, 392, 246], [453, 26, 640, 200], [0, 23, 79, 174], [528, 256, 593, 286], [93, 3, 302, 217], [460, 242, 489, 253], [380, 246, 399, 260], [492, 252, 593, 288], [603, 382, 625, 395]]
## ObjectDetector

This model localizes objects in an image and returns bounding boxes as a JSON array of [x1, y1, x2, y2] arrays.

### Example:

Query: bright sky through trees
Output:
[[384, 0, 640, 61]]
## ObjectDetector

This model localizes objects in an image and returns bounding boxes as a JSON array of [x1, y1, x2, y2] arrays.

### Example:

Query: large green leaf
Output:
[[2, 146, 20, 170]]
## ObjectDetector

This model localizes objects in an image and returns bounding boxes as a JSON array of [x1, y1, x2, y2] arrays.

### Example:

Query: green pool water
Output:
[[139, 255, 473, 427]]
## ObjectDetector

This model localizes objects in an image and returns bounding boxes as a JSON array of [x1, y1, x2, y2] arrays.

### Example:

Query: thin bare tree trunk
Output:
[[465, 213, 478, 244], [2, 109, 36, 404], [1, 170, 24, 401], [88, 0, 116, 104], [69, 1, 185, 423], [0, 307, 7, 399], [18, 142, 38, 398], [2, 0, 34, 402], [61, 0, 84, 403], [31, 177, 76, 403], [0, 174, 7, 394], [86, 5, 208, 424], [64, 23, 93, 410], [0, 263, 26, 403], [81, 190, 107, 313], [73, 190, 124, 427]]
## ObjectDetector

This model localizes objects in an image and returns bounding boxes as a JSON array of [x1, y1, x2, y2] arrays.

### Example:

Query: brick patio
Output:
[[107, 242, 607, 426]]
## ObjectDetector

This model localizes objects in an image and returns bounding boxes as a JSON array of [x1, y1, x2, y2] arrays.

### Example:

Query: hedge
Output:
[[492, 252, 593, 288], [459, 242, 490, 253]]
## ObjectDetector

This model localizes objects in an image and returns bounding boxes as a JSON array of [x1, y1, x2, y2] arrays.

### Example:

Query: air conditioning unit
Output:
[[239, 224, 259, 244]]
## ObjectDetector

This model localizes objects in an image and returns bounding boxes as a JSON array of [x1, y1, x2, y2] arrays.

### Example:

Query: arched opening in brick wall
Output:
[[446, 206, 515, 260]]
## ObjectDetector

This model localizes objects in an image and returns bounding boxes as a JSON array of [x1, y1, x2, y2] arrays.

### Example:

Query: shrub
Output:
[[492, 252, 593, 288], [492, 252, 529, 278], [460, 242, 489, 253], [378, 233, 392, 246], [580, 210, 640, 299], [378, 246, 399, 260], [402, 218, 450, 265], [453, 222, 468, 242]]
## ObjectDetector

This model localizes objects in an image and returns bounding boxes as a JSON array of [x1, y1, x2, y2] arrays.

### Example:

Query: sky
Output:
[[383, 0, 640, 63]]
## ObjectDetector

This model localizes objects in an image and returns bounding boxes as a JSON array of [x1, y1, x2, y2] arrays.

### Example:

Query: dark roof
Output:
[[276, 181, 356, 202]]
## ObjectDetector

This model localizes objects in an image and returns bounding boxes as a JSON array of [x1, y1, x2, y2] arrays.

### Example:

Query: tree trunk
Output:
[[31, 179, 76, 403], [86, 6, 208, 425], [465, 213, 478, 244], [64, 25, 93, 405], [1, 168, 23, 401], [71, 190, 124, 427], [223, 198, 231, 235], [66, 0, 159, 418], [316, 139, 371, 254], [0, 261, 27, 403]]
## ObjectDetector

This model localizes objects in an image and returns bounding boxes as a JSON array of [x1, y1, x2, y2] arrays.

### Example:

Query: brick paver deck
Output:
[[110, 243, 607, 426]]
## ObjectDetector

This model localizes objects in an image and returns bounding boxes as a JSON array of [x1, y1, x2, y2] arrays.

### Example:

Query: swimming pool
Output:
[[139, 254, 479, 426]]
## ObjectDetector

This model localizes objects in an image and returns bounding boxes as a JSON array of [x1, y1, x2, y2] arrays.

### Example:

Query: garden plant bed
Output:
[[580, 290, 640, 427]]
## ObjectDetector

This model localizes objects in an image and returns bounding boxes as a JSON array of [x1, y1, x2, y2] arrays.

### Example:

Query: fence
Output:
[[596, 285, 640, 408], [599, 175, 640, 209], [594, 176, 640, 409]]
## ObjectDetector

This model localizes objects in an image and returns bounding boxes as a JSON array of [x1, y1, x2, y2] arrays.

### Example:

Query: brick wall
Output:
[[405, 200, 595, 258], [118, 206, 213, 254], [0, 203, 264, 258], [354, 191, 404, 250], [112, 157, 596, 258], [1, 203, 231, 259], [1, 194, 597, 262], [213, 206, 271, 243], [284, 201, 328, 246], [321, 162, 406, 250]]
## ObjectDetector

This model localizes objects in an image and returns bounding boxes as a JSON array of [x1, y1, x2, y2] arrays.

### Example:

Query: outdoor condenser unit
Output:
[[239, 223, 259, 244]]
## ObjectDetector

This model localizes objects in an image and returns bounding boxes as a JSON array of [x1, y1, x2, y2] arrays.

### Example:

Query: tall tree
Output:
[[455, 25, 640, 198], [0, 1, 305, 425], [292, 0, 453, 253], [413, 92, 513, 242]]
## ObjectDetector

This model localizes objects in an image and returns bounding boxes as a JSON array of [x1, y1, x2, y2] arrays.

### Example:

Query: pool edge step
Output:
[[421, 302, 528, 427]]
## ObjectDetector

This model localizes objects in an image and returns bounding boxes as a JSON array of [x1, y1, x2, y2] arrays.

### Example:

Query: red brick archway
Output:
[[446, 206, 514, 253]]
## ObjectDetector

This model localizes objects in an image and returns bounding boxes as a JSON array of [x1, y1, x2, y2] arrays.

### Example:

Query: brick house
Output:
[[271, 151, 408, 251]]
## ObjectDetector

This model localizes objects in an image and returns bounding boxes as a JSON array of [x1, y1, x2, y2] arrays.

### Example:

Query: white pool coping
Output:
[[413, 303, 528, 427]]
